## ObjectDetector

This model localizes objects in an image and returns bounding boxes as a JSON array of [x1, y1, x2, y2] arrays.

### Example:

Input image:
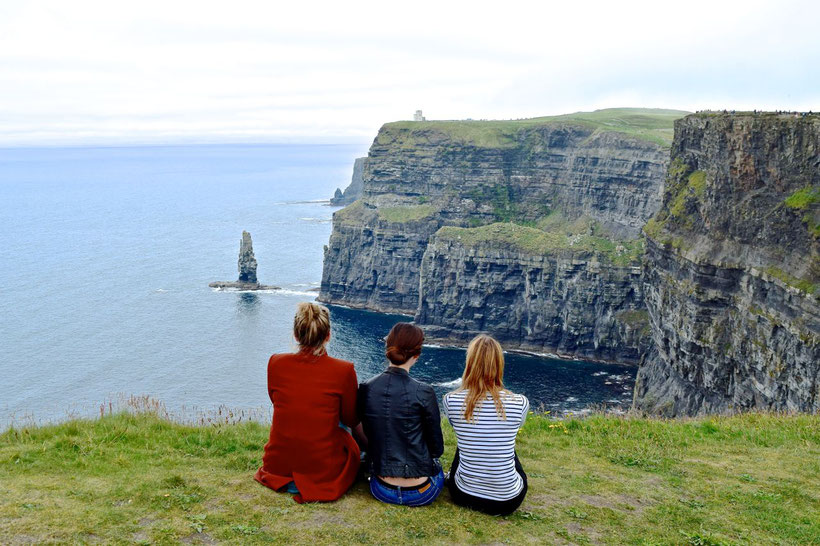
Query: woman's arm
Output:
[[420, 385, 444, 459], [339, 364, 359, 428]]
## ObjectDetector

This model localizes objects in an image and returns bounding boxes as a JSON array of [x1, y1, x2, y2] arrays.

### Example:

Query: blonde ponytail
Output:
[[293, 302, 331, 356]]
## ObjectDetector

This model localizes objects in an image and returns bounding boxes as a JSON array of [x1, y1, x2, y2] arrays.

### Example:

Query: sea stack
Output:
[[209, 231, 279, 291], [237, 231, 258, 283]]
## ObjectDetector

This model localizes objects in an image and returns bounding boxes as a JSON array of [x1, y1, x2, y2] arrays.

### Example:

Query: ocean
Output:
[[0, 144, 636, 428]]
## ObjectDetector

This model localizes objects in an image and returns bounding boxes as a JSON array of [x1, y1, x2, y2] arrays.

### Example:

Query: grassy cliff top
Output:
[[1, 411, 818, 544], [436, 221, 645, 266], [380, 108, 690, 148]]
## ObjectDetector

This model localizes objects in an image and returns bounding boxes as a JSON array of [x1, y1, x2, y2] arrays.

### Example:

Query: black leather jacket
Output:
[[358, 366, 444, 478]]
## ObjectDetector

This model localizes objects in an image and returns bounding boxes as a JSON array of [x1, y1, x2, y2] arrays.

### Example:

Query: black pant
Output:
[[446, 448, 528, 516]]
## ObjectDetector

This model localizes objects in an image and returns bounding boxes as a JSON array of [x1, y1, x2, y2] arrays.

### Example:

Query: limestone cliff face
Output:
[[417, 234, 650, 363], [634, 113, 820, 415], [330, 157, 366, 206], [320, 110, 681, 359], [321, 201, 442, 313], [361, 125, 668, 238]]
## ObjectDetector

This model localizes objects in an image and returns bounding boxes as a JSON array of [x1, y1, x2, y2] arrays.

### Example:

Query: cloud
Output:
[[0, 0, 817, 145]]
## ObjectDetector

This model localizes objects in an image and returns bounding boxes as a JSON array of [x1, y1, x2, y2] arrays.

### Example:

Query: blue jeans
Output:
[[369, 466, 445, 507]]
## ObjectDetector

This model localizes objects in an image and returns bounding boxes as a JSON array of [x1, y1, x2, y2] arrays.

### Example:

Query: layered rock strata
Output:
[[417, 229, 650, 363], [330, 157, 366, 206], [321, 110, 684, 359], [634, 112, 820, 415]]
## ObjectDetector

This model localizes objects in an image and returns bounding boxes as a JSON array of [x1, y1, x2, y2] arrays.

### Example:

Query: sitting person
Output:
[[443, 334, 529, 516], [358, 322, 444, 506], [254, 302, 360, 503]]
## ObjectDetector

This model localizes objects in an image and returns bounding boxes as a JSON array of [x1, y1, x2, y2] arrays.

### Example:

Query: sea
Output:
[[0, 144, 636, 429]]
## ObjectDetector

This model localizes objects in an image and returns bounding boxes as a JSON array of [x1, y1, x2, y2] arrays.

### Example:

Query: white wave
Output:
[[433, 378, 462, 388], [299, 217, 331, 223], [274, 289, 318, 297], [608, 374, 630, 381], [210, 287, 279, 294], [607, 399, 622, 403], [565, 396, 579, 402], [592, 371, 608, 376], [153, 288, 170, 293]]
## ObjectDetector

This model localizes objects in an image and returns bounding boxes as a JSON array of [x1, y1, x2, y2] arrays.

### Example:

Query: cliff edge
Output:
[[320, 108, 687, 362], [634, 112, 820, 415]]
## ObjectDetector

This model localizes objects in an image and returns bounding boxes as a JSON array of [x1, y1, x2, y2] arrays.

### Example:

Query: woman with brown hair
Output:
[[443, 334, 529, 516], [254, 302, 360, 503], [358, 322, 445, 506]]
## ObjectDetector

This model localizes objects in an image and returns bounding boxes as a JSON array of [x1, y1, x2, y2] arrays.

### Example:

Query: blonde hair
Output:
[[293, 302, 331, 356], [456, 334, 507, 421]]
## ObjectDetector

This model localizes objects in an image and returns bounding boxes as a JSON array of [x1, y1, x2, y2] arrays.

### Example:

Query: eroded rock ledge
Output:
[[634, 112, 820, 416]]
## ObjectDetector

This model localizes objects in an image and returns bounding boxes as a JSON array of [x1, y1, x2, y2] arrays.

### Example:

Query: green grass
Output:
[[379, 108, 689, 148], [436, 222, 644, 266], [377, 204, 438, 223], [1, 412, 818, 544], [785, 187, 820, 210], [765, 266, 820, 296]]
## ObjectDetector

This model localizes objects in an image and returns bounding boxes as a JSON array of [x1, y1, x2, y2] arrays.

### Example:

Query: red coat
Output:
[[254, 352, 360, 503]]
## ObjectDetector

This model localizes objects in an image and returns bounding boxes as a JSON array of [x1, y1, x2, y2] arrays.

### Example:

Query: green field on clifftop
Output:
[[436, 221, 645, 266], [2, 412, 818, 544], [380, 108, 689, 148]]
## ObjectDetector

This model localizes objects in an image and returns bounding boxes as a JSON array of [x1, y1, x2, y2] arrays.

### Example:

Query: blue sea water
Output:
[[0, 144, 636, 428]]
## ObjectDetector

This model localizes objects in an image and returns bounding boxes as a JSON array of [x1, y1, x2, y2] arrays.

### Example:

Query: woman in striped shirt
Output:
[[443, 334, 529, 516]]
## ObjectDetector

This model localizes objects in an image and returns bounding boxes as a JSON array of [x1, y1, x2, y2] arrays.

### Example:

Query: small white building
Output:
[[413, 110, 426, 121]]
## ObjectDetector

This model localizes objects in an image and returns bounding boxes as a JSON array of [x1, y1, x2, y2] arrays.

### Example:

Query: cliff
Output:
[[634, 112, 820, 415], [320, 109, 685, 359], [417, 224, 650, 363], [330, 157, 366, 206]]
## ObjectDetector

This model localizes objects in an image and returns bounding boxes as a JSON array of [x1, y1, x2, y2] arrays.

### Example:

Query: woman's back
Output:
[[443, 390, 529, 501], [255, 351, 360, 503], [267, 352, 357, 450]]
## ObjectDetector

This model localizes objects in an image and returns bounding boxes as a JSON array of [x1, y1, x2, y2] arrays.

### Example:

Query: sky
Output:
[[0, 0, 818, 146]]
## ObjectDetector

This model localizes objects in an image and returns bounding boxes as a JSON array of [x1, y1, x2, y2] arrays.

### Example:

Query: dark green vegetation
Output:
[[379, 108, 689, 148], [785, 186, 820, 239], [437, 218, 644, 267], [642, 159, 705, 250], [3, 412, 817, 544]]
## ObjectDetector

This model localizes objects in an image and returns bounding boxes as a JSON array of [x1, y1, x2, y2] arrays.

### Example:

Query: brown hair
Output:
[[385, 322, 424, 365], [293, 302, 331, 356], [457, 334, 507, 421]]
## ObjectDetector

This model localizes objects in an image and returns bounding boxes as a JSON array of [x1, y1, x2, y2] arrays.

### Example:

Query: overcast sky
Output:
[[1, 0, 817, 146]]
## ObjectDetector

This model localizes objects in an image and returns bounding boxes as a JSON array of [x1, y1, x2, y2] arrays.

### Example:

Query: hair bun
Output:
[[386, 346, 407, 365]]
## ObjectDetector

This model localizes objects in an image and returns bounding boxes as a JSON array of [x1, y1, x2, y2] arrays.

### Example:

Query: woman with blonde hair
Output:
[[443, 334, 529, 515], [254, 302, 360, 503]]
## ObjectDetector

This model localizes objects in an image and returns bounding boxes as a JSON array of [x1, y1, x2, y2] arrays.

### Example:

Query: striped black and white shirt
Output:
[[443, 389, 529, 501]]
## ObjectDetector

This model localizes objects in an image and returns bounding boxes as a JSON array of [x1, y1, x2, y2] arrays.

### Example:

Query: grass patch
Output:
[[615, 309, 650, 335], [784, 187, 820, 210], [1, 412, 818, 544], [784, 186, 820, 238], [436, 222, 644, 266], [377, 204, 438, 223], [379, 108, 689, 148], [333, 200, 374, 225], [764, 266, 820, 296]]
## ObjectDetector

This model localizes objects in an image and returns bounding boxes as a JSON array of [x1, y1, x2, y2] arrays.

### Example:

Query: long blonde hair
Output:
[[457, 334, 507, 421], [293, 302, 330, 356]]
